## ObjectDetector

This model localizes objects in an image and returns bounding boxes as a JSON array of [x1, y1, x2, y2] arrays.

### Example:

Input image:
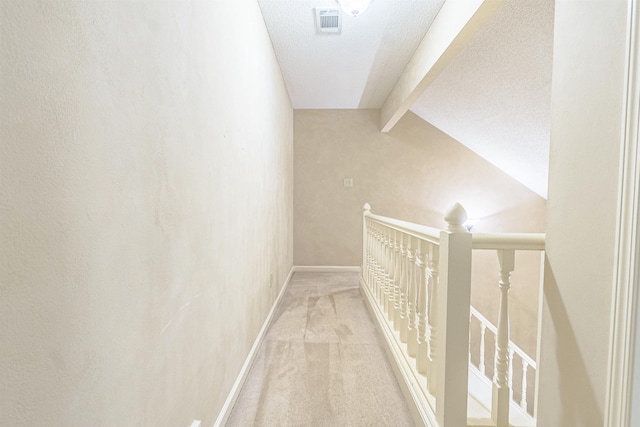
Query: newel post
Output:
[[363, 203, 371, 279], [436, 203, 472, 427]]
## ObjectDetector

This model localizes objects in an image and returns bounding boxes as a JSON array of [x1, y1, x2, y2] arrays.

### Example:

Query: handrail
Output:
[[469, 306, 537, 369], [367, 214, 545, 251], [471, 233, 545, 251], [366, 212, 441, 245], [362, 202, 543, 425]]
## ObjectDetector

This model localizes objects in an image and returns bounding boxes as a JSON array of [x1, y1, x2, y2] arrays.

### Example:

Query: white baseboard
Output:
[[292, 265, 361, 273], [213, 267, 295, 427]]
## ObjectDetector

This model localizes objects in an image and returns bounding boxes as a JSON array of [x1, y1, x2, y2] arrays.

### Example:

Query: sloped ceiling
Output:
[[257, 0, 446, 109], [410, 0, 554, 198], [258, 0, 554, 198]]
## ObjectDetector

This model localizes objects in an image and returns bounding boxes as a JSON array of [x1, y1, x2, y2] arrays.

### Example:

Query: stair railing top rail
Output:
[[364, 211, 442, 245], [471, 233, 545, 251], [365, 209, 545, 252]]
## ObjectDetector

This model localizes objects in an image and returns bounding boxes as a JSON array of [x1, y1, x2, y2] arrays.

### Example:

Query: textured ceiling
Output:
[[410, 0, 554, 198], [258, 0, 554, 199], [257, 0, 445, 109]]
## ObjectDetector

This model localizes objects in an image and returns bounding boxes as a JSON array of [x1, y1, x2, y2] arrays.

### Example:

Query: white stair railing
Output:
[[470, 307, 537, 415], [360, 203, 544, 427]]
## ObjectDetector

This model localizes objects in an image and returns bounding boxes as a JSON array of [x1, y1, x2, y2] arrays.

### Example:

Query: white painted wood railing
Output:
[[360, 203, 544, 427], [469, 307, 536, 415]]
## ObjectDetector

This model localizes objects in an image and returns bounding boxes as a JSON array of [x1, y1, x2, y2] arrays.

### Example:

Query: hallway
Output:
[[226, 271, 415, 426]]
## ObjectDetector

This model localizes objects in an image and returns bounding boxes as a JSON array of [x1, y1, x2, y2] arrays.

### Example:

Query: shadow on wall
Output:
[[542, 258, 603, 426]]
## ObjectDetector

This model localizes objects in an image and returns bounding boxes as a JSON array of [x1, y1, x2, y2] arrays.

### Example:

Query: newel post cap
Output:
[[363, 202, 371, 214], [444, 202, 468, 232]]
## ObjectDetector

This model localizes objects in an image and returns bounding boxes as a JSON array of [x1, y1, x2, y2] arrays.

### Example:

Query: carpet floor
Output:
[[226, 271, 415, 427]]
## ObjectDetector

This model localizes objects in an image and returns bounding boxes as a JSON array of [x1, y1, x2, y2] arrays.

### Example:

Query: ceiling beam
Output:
[[380, 0, 505, 133]]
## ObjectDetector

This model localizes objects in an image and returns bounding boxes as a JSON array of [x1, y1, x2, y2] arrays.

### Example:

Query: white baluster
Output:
[[479, 323, 487, 376], [492, 249, 515, 427], [407, 236, 418, 357], [368, 222, 375, 288], [379, 228, 387, 305], [389, 230, 400, 323], [370, 225, 380, 300], [400, 236, 412, 343], [416, 240, 428, 375], [384, 229, 393, 315], [426, 243, 439, 394], [368, 224, 375, 289], [375, 227, 384, 302], [381, 228, 388, 306], [396, 233, 406, 332], [521, 360, 529, 411], [509, 347, 515, 400], [363, 204, 371, 283]]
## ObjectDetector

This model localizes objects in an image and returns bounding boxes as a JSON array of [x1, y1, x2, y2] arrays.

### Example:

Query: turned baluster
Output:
[[375, 226, 384, 302], [509, 347, 515, 400], [363, 204, 371, 282], [367, 223, 375, 288], [492, 249, 515, 427], [378, 227, 385, 305], [388, 230, 399, 321], [479, 323, 487, 376], [426, 243, 439, 393], [382, 229, 391, 310], [416, 240, 428, 375], [368, 225, 375, 288], [521, 361, 529, 411], [384, 229, 394, 315], [407, 235, 418, 357], [393, 233, 405, 329], [371, 225, 379, 296], [400, 236, 412, 343], [378, 227, 386, 304]]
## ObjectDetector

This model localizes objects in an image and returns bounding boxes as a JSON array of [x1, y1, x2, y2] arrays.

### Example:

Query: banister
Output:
[[471, 233, 545, 251], [367, 213, 545, 251], [365, 212, 441, 245], [362, 203, 542, 425]]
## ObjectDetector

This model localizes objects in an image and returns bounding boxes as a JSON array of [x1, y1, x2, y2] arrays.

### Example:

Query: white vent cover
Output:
[[315, 8, 341, 34]]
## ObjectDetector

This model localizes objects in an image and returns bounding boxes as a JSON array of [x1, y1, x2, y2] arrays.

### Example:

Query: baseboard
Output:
[[293, 265, 361, 272], [213, 266, 295, 427], [359, 277, 437, 427]]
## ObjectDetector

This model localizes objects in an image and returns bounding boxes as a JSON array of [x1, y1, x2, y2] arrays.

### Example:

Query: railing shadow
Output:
[[540, 258, 603, 426]]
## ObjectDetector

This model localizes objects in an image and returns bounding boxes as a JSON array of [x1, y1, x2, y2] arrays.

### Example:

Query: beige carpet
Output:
[[226, 271, 415, 426]]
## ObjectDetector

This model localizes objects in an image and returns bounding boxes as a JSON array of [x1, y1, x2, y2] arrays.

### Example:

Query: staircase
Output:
[[361, 203, 544, 427]]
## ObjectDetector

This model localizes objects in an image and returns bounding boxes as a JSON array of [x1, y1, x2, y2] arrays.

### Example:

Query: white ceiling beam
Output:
[[380, 0, 505, 133]]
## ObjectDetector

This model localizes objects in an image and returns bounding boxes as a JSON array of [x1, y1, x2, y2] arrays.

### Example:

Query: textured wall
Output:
[[411, 0, 554, 199], [294, 109, 546, 355], [537, 0, 629, 425], [0, 1, 293, 426]]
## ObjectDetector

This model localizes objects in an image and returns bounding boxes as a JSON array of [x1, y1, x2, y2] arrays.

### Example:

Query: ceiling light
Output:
[[337, 0, 372, 17]]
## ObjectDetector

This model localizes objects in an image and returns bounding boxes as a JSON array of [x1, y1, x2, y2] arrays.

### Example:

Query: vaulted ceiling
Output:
[[257, 0, 554, 198]]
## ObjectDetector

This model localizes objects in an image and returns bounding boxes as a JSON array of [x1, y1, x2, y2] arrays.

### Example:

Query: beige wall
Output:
[[294, 109, 546, 355], [537, 1, 629, 425], [0, 1, 293, 426]]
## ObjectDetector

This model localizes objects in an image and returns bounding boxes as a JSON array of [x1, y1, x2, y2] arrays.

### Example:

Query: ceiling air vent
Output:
[[315, 8, 341, 34]]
